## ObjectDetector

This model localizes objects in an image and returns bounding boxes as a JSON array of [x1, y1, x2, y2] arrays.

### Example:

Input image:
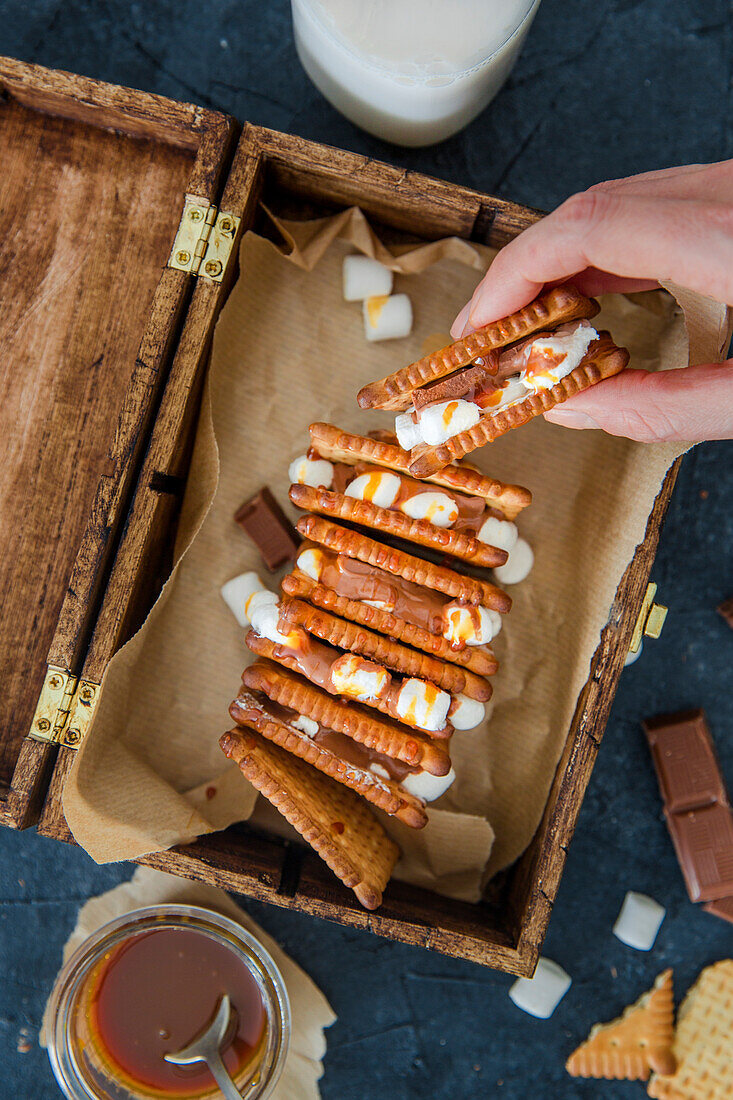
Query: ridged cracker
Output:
[[237, 658, 452, 776], [296, 514, 511, 612], [220, 725, 399, 909], [246, 631, 453, 738], [279, 596, 491, 701], [308, 421, 531, 518], [357, 284, 600, 411], [231, 688, 428, 828], [409, 335, 629, 477], [289, 483, 507, 568], [566, 969, 676, 1081], [648, 959, 733, 1100], [282, 568, 498, 677]]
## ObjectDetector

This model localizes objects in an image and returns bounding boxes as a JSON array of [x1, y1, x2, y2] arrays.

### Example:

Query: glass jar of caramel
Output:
[[47, 904, 290, 1100]]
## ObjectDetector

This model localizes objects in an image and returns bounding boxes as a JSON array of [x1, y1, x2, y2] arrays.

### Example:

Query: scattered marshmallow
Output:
[[330, 654, 389, 701], [288, 454, 334, 489], [449, 693, 486, 731], [297, 547, 323, 581], [292, 714, 319, 737], [395, 678, 451, 732], [343, 255, 393, 301], [220, 572, 268, 628], [363, 293, 413, 342], [613, 891, 666, 951], [493, 537, 534, 584], [478, 516, 518, 552], [395, 411, 423, 451], [401, 766, 456, 803], [346, 470, 401, 508], [624, 641, 643, 667], [401, 491, 458, 528], [509, 958, 572, 1019], [417, 399, 480, 446]]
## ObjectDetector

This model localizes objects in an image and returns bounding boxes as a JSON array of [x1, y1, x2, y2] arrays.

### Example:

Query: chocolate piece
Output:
[[664, 803, 733, 902], [412, 355, 499, 411], [643, 710, 725, 813], [717, 596, 733, 629], [703, 895, 733, 925], [235, 487, 300, 572]]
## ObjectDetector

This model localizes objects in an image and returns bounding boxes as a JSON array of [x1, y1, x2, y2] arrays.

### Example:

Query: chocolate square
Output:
[[643, 710, 725, 814], [664, 802, 733, 902], [235, 487, 300, 572]]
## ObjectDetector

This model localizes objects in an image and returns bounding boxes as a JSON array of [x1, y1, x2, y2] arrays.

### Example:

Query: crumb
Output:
[[473, 1064, 481, 1072], [611, 966, 618, 979], [17, 1027, 32, 1054], [17, 879, 24, 888], [205, 786, 217, 800], [700, 490, 709, 499]]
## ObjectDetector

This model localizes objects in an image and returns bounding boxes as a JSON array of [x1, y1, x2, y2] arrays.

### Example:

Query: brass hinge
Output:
[[629, 582, 668, 655], [28, 665, 100, 749], [168, 195, 240, 282]]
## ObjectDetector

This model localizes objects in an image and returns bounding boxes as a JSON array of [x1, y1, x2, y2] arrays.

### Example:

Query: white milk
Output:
[[292, 0, 541, 146]]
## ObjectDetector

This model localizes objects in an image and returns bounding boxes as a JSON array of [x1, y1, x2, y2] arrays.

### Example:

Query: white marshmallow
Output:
[[613, 891, 666, 951], [401, 766, 456, 803], [363, 293, 413, 342], [509, 959, 572, 1019], [220, 572, 267, 628], [487, 609, 503, 638], [330, 654, 389, 701], [346, 471, 401, 508], [624, 640, 643, 666], [395, 411, 424, 451], [395, 679, 451, 732], [493, 538, 534, 584], [400, 491, 458, 528], [342, 255, 393, 301], [297, 547, 323, 581], [449, 693, 486, 731], [417, 399, 480, 446], [288, 454, 334, 489], [442, 603, 495, 647], [491, 377, 532, 408], [363, 598, 392, 610], [369, 763, 391, 781], [246, 589, 278, 620], [523, 322, 597, 391], [478, 516, 518, 552], [292, 714, 319, 737], [249, 599, 297, 646]]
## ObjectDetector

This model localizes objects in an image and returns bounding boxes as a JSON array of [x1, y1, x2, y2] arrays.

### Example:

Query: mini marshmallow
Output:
[[524, 322, 597, 390], [288, 454, 334, 489], [369, 763, 391, 781], [330, 653, 389, 701], [249, 599, 298, 646], [418, 399, 480, 446], [509, 958, 572, 1019], [346, 470, 401, 508], [363, 293, 413, 342], [493, 538, 534, 584], [401, 766, 456, 803], [449, 693, 486, 731], [220, 572, 267, 628], [395, 678, 451, 732], [487, 609, 503, 638], [443, 603, 495, 647], [297, 547, 323, 581], [478, 516, 518, 552], [492, 377, 531, 408], [613, 891, 666, 951], [624, 641, 643, 667], [343, 255, 393, 301], [400, 491, 458, 528], [394, 411, 423, 451], [292, 714, 319, 737]]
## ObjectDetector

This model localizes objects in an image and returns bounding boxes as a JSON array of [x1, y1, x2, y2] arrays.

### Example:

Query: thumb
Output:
[[543, 362, 733, 443]]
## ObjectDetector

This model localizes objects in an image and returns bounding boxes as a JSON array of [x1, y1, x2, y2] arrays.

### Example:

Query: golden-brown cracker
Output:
[[237, 659, 452, 776], [409, 335, 629, 477], [308, 422, 532, 518], [289, 483, 507, 568], [648, 959, 733, 1100], [220, 725, 399, 909], [279, 596, 492, 701], [357, 284, 600, 411], [566, 969, 676, 1081], [296, 514, 511, 612], [245, 631, 453, 738], [282, 568, 498, 677], [230, 689, 428, 829]]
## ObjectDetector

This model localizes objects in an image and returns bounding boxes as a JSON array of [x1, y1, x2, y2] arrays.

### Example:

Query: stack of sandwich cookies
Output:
[[356, 284, 630, 477]]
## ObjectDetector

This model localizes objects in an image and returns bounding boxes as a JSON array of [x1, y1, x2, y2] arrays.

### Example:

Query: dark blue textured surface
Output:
[[1, 2, 732, 1096]]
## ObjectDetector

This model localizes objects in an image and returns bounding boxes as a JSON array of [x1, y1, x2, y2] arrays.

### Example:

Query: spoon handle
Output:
[[206, 1051, 243, 1100]]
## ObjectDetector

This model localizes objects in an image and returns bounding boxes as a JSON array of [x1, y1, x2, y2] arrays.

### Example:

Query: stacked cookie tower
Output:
[[221, 423, 533, 908]]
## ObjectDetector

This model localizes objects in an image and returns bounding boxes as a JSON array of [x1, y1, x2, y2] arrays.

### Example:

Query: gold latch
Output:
[[629, 582, 668, 655], [168, 195, 240, 282], [29, 665, 100, 749]]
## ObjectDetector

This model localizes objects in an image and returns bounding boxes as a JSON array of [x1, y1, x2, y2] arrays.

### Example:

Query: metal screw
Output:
[[48, 675, 61, 689], [37, 718, 51, 732], [204, 259, 223, 277], [65, 729, 81, 746], [79, 685, 95, 704], [189, 208, 203, 221], [176, 250, 191, 265], [219, 217, 234, 233]]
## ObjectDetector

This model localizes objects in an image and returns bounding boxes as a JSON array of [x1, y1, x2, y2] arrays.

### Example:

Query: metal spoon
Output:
[[164, 993, 246, 1100]]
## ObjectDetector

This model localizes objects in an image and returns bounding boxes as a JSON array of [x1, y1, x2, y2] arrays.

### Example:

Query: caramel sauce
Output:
[[87, 928, 267, 1096], [366, 294, 389, 326], [442, 400, 459, 429]]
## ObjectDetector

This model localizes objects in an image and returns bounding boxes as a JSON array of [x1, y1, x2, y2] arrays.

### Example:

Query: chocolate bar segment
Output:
[[664, 803, 733, 902], [235, 487, 300, 572], [643, 710, 725, 814], [703, 895, 733, 925], [411, 356, 498, 411], [717, 596, 733, 629]]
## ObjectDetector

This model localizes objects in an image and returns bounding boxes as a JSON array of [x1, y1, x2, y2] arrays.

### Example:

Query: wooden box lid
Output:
[[0, 57, 237, 827]]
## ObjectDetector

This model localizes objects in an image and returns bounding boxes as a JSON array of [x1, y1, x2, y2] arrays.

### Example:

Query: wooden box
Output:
[[0, 56, 677, 976]]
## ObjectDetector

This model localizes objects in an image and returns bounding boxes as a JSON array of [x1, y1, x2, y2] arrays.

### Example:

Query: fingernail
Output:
[[451, 303, 470, 339], [544, 408, 598, 429]]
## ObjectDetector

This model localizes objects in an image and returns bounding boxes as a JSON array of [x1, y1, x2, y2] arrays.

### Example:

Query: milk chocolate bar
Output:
[[717, 596, 733, 629], [703, 895, 733, 925], [235, 487, 300, 571], [643, 709, 733, 903]]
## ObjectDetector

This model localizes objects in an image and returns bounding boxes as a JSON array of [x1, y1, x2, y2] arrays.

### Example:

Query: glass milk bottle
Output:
[[291, 0, 542, 146]]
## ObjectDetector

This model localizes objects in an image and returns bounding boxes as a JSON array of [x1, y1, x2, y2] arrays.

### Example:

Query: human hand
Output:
[[451, 162, 733, 443]]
